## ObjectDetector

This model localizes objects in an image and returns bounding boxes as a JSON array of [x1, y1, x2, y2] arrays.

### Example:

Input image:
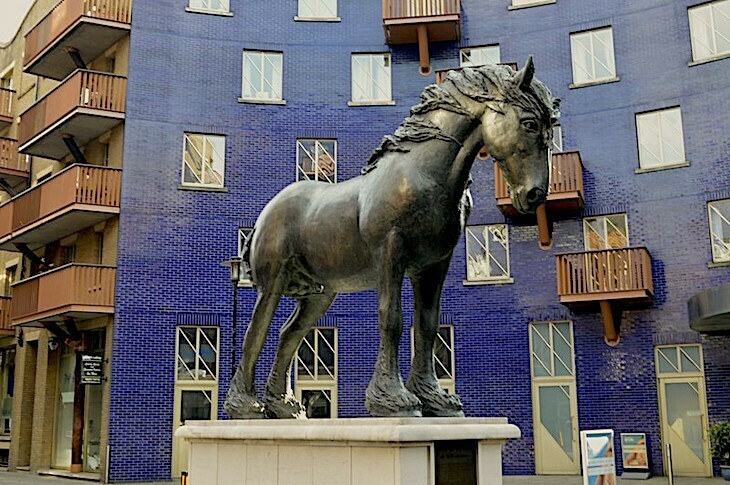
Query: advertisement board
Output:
[[581, 429, 617, 485], [621, 432, 651, 479]]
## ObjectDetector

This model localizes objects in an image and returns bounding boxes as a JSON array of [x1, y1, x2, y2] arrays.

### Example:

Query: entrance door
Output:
[[656, 345, 711, 477], [530, 321, 580, 474], [172, 326, 219, 477]]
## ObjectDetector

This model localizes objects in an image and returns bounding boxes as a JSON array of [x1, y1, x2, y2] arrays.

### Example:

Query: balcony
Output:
[[556, 247, 654, 345], [495, 151, 585, 217], [0, 88, 14, 129], [383, 0, 461, 74], [10, 264, 115, 326], [18, 70, 126, 160], [0, 138, 29, 190], [0, 164, 121, 251], [0, 297, 12, 335], [24, 0, 132, 80]]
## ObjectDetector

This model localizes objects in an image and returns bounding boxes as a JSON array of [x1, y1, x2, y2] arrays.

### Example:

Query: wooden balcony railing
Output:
[[18, 70, 127, 148], [0, 138, 28, 174], [556, 247, 653, 304], [383, 0, 460, 20], [0, 296, 11, 332], [495, 151, 584, 211], [24, 0, 132, 68], [11, 264, 115, 324], [0, 88, 13, 123], [0, 164, 121, 241]]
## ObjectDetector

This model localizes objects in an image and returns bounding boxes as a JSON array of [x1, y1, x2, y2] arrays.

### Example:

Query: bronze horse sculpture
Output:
[[225, 57, 560, 418]]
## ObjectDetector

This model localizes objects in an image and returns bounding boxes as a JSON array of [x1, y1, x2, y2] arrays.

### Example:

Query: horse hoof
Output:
[[406, 375, 464, 417], [365, 379, 422, 417], [224, 392, 267, 419], [262, 393, 305, 419]]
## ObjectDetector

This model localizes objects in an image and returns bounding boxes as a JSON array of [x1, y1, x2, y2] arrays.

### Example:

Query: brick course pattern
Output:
[[109, 0, 730, 481]]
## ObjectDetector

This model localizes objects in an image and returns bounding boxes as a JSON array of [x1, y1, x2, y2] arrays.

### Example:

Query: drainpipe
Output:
[[536, 204, 552, 250], [417, 25, 431, 75], [600, 301, 621, 346]]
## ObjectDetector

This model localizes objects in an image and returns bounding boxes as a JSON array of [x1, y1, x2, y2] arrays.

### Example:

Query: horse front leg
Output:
[[407, 257, 464, 417], [365, 232, 422, 417]]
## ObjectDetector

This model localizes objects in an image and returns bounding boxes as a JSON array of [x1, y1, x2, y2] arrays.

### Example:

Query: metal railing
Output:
[[10, 264, 116, 323], [24, 0, 132, 66], [495, 151, 584, 200], [0, 88, 13, 120], [0, 164, 121, 240], [0, 297, 11, 331], [18, 70, 127, 147], [0, 138, 28, 174], [556, 247, 653, 299], [383, 0, 460, 19]]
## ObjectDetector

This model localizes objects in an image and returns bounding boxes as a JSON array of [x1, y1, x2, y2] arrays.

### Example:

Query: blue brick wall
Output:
[[109, 0, 730, 481]]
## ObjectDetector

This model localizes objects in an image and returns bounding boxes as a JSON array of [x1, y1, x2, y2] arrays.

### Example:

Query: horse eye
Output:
[[522, 120, 539, 132]]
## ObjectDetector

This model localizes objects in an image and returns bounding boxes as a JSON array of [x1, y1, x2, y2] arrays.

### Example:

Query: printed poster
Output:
[[621, 433, 649, 470], [581, 429, 617, 485]]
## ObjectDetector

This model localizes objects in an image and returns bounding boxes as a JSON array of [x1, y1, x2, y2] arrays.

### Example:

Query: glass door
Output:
[[52, 351, 75, 468]]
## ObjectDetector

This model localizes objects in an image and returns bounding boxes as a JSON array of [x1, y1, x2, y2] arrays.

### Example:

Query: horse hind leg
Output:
[[224, 285, 283, 419], [262, 292, 336, 419]]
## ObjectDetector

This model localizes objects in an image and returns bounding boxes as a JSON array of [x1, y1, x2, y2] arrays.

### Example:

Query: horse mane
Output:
[[361, 63, 560, 175]]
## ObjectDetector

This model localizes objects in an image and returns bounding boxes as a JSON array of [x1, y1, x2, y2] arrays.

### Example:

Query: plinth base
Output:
[[177, 417, 520, 485]]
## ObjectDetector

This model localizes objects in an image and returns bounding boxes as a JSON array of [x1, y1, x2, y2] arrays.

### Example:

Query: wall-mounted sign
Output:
[[581, 429, 617, 485], [620, 432, 651, 479], [81, 354, 103, 385]]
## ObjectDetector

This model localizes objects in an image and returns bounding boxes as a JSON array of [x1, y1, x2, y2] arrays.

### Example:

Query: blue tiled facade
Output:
[[109, 0, 730, 481]]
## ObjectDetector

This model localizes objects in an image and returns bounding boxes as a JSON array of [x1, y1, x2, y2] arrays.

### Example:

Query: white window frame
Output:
[[296, 0, 339, 21], [655, 344, 704, 378], [689, 0, 730, 63], [237, 227, 254, 286], [570, 27, 617, 86], [294, 327, 337, 418], [708, 199, 730, 263], [583, 214, 629, 251], [175, 326, 220, 382], [465, 224, 512, 283], [349, 53, 393, 106], [528, 321, 575, 380], [296, 139, 337, 183], [459, 45, 501, 67], [181, 133, 226, 188], [509, 0, 556, 10], [552, 125, 563, 153], [186, 0, 231, 15], [635, 107, 687, 171], [241, 51, 284, 104]]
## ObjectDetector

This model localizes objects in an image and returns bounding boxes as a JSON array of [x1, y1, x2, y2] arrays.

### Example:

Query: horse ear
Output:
[[514, 55, 535, 91]]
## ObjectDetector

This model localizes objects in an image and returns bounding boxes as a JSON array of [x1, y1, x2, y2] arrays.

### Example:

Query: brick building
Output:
[[1, 0, 729, 482]]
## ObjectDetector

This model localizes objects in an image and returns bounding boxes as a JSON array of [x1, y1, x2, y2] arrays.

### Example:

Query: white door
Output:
[[172, 386, 217, 477], [656, 345, 711, 477], [530, 321, 580, 474]]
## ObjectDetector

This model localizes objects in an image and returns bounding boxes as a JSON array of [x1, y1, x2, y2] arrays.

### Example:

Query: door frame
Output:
[[532, 379, 580, 474], [171, 383, 218, 477]]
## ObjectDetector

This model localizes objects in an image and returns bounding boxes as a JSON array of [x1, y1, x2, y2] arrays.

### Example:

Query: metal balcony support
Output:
[[44, 321, 71, 340], [600, 301, 622, 347], [536, 204, 552, 250], [62, 134, 88, 165], [14, 243, 50, 272], [0, 179, 19, 196], [64, 47, 87, 70], [417, 24, 431, 75]]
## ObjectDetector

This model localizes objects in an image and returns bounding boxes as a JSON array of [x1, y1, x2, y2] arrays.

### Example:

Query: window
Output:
[[411, 325, 455, 394], [350, 54, 392, 104], [297, 0, 337, 19], [295, 328, 337, 418], [583, 214, 628, 250], [182, 133, 225, 188], [709, 199, 730, 263], [530, 321, 574, 378], [465, 224, 510, 282], [188, 0, 229, 13], [237, 227, 254, 285], [242, 51, 283, 102], [0, 67, 12, 90], [0, 348, 14, 436], [570, 27, 616, 85], [552, 125, 563, 153], [460, 45, 500, 67], [655, 344, 703, 376], [689, 1, 730, 62], [510, 0, 555, 7], [2, 264, 16, 297], [296, 139, 337, 183], [636, 107, 686, 170], [176, 327, 219, 381]]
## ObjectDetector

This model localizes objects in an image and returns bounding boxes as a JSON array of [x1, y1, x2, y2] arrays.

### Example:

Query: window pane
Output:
[[243, 52, 282, 100], [297, 331, 316, 379], [317, 329, 336, 379], [299, 0, 336, 17], [460, 46, 500, 67], [302, 389, 331, 418], [679, 345, 702, 373], [552, 323, 573, 376], [434, 327, 453, 380], [351, 54, 391, 102], [709, 200, 730, 262], [552, 125, 563, 153], [466, 225, 509, 280], [183, 134, 225, 187], [538, 385, 574, 459], [657, 347, 680, 374], [180, 390, 212, 423], [198, 328, 218, 380], [571, 28, 615, 84], [689, 1, 730, 60], [531, 324, 552, 377], [177, 328, 197, 380]]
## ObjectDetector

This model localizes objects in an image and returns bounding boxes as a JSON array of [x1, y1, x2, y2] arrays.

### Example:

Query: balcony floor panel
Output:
[[559, 289, 653, 305], [0, 169, 29, 188], [25, 20, 130, 80], [497, 192, 584, 218], [0, 117, 11, 129], [19, 110, 124, 160], [0, 206, 118, 251], [12, 306, 114, 327], [385, 19, 460, 44]]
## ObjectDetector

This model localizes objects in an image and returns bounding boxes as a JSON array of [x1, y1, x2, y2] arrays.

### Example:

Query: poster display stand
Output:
[[580, 429, 617, 485]]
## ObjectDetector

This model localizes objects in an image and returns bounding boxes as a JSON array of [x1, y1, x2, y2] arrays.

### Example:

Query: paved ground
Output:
[[0, 470, 726, 484]]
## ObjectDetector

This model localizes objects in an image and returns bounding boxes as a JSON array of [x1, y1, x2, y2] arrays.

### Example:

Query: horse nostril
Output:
[[526, 187, 545, 205]]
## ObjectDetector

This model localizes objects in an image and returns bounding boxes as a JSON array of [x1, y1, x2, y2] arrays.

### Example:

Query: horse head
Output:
[[480, 57, 560, 214]]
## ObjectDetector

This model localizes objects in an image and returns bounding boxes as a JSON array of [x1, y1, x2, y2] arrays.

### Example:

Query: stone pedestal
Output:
[[177, 417, 520, 485]]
